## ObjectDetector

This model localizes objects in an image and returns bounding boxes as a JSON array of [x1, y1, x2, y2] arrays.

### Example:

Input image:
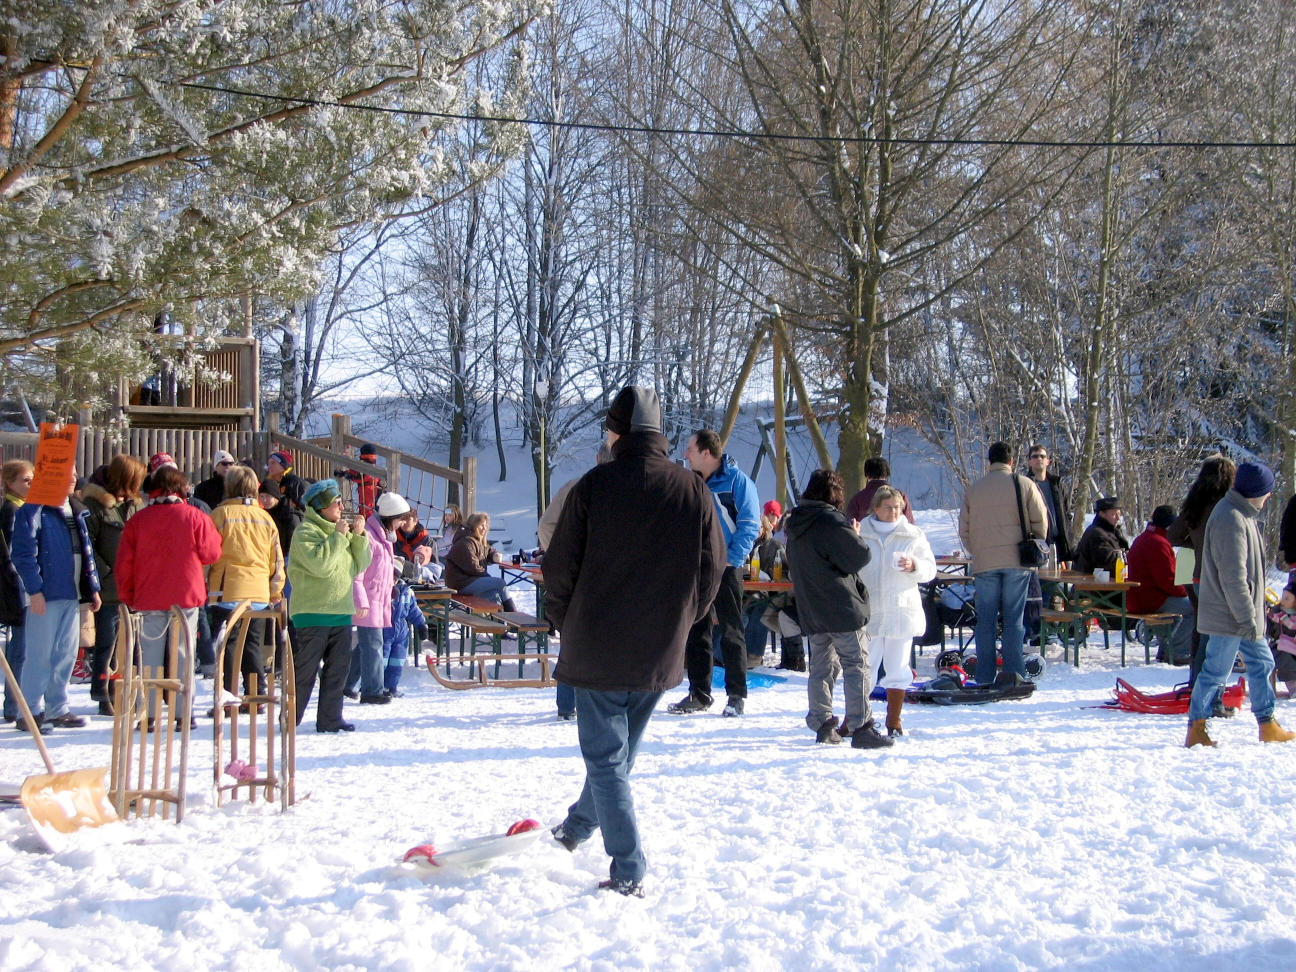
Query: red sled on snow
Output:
[[1102, 678, 1246, 714], [401, 819, 545, 873]]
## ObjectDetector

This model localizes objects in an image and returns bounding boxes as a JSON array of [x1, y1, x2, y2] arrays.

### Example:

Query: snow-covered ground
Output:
[[4, 604, 1296, 970], [5, 417, 1296, 969]]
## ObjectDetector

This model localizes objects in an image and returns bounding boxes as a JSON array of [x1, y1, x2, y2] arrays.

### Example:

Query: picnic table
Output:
[[743, 578, 794, 594], [934, 555, 972, 574], [499, 562, 546, 620], [1037, 569, 1142, 666]]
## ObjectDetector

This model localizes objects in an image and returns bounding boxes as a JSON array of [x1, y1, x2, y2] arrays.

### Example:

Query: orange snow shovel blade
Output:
[[0, 650, 119, 850], [19, 767, 118, 849]]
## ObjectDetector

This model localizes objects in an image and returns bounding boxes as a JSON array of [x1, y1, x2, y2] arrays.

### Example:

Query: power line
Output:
[[176, 79, 1296, 152]]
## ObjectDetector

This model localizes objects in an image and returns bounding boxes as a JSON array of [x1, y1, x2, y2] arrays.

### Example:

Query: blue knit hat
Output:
[[1234, 462, 1275, 499], [303, 479, 341, 511]]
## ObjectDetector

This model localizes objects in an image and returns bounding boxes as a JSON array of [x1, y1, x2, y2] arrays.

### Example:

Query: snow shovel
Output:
[[0, 643, 119, 850]]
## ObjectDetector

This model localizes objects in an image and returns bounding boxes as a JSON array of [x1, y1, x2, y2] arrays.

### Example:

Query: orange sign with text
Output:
[[27, 423, 80, 506]]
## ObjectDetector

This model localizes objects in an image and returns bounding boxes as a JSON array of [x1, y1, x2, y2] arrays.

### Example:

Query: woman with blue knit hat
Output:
[[288, 479, 371, 732], [1186, 460, 1293, 747]]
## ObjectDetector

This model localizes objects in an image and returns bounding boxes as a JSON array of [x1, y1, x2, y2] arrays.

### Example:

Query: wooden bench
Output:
[[443, 609, 509, 678], [411, 587, 453, 665], [1091, 610, 1180, 666], [1040, 610, 1086, 666], [493, 611, 550, 676], [452, 594, 503, 616]]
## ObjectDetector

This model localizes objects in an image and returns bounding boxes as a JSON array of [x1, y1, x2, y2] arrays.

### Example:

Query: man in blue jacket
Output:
[[10, 464, 101, 733], [669, 428, 762, 716]]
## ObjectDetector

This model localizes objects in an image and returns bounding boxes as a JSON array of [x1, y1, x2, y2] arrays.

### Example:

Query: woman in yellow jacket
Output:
[[208, 465, 285, 701]]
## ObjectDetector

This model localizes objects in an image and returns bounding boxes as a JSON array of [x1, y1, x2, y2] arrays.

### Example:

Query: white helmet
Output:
[[375, 492, 412, 518]]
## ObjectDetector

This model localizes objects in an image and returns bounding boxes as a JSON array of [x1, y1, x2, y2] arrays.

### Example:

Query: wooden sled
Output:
[[426, 653, 557, 690], [109, 605, 195, 822], [212, 602, 297, 811]]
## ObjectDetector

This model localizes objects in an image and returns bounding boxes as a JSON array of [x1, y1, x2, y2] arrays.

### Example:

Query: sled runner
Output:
[[110, 606, 195, 822], [425, 653, 557, 689], [401, 819, 545, 872], [212, 603, 297, 811]]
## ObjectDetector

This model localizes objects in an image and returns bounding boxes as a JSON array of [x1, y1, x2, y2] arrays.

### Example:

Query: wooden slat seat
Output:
[[493, 611, 550, 675], [452, 594, 503, 615]]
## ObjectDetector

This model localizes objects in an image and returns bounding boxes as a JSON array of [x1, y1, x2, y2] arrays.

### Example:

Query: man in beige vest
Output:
[[959, 442, 1048, 685]]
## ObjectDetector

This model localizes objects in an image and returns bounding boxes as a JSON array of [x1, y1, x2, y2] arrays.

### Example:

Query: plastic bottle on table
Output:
[[1114, 555, 1126, 583]]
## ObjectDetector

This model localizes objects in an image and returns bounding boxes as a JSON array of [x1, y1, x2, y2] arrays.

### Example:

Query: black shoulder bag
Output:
[[1012, 474, 1051, 569]]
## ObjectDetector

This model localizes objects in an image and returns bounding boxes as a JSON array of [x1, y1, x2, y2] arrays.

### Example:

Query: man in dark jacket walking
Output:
[[545, 386, 725, 897], [785, 469, 892, 749]]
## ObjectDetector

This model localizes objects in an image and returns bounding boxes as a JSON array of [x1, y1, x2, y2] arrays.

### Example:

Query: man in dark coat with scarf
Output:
[[544, 385, 725, 897]]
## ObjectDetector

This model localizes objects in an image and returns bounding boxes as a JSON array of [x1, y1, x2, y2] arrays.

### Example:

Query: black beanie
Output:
[[1150, 505, 1175, 529], [605, 386, 662, 435]]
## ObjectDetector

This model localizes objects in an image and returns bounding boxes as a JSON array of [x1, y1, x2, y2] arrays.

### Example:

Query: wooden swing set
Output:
[[715, 308, 835, 507]]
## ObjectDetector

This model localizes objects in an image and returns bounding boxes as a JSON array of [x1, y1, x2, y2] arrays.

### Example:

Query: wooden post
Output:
[[331, 414, 350, 456], [769, 312, 834, 470], [718, 320, 770, 447], [773, 331, 787, 509], [385, 449, 402, 495], [462, 457, 477, 515]]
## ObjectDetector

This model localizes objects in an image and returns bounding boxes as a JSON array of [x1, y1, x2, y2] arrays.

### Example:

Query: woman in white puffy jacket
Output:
[[857, 486, 936, 737]]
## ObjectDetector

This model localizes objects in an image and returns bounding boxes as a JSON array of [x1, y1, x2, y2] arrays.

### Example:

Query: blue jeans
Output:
[[556, 682, 575, 716], [1156, 595, 1194, 664], [459, 575, 510, 604], [346, 626, 385, 697], [560, 688, 661, 883], [3, 624, 25, 721], [973, 569, 1031, 682], [1188, 635, 1276, 723], [21, 598, 80, 718]]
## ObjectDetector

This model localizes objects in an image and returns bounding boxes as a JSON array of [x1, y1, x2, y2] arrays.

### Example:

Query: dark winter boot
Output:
[[778, 640, 807, 672], [850, 719, 895, 750], [815, 716, 842, 744], [885, 689, 905, 738], [502, 597, 518, 614]]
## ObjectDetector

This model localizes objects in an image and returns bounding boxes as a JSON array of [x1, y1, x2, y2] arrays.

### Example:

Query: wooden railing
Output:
[[0, 428, 264, 482], [1, 411, 474, 521], [266, 413, 475, 519], [116, 336, 259, 429]]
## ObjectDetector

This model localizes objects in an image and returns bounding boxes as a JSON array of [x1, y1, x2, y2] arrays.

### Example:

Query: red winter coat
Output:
[[117, 499, 223, 610], [1126, 524, 1187, 614]]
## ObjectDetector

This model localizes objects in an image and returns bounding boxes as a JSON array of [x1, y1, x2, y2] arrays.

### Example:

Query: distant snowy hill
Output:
[[307, 396, 965, 549]]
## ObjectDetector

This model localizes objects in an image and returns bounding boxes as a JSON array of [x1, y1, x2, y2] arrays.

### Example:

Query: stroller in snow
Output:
[[916, 580, 977, 653]]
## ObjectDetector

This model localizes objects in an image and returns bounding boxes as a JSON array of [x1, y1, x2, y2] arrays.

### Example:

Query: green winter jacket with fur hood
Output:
[[287, 505, 372, 623]]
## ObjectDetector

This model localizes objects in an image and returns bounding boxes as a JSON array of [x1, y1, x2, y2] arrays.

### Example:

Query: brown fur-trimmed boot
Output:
[[1259, 719, 1295, 743], [1185, 719, 1216, 748], [885, 689, 905, 738]]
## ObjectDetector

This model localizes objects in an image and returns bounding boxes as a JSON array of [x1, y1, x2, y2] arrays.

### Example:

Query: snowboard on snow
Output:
[[401, 819, 546, 873]]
